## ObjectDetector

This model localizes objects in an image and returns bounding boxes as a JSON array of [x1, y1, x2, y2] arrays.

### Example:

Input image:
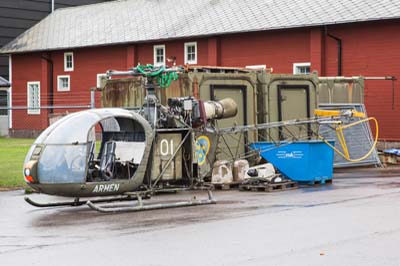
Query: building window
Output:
[[245, 65, 267, 70], [27, 81, 40, 115], [184, 42, 197, 64], [293, 62, 311, 74], [57, 75, 70, 91], [64, 52, 74, 71], [97, 73, 107, 88], [0, 90, 7, 116], [153, 45, 165, 66]]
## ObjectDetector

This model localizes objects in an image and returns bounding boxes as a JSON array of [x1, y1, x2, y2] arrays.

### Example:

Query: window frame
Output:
[[97, 73, 107, 88], [153, 45, 166, 67], [0, 89, 8, 116], [293, 62, 311, 74], [27, 81, 40, 115], [57, 75, 70, 92], [184, 42, 197, 64], [245, 65, 267, 70], [64, 52, 74, 72]]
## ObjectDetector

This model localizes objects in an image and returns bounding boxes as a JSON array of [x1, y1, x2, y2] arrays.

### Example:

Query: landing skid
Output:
[[87, 190, 216, 213], [24, 194, 146, 208]]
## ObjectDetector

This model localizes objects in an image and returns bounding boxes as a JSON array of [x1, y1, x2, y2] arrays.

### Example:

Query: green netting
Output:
[[136, 64, 179, 89]]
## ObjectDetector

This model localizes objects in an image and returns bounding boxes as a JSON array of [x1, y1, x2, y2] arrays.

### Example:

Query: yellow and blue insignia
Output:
[[196, 136, 210, 166]]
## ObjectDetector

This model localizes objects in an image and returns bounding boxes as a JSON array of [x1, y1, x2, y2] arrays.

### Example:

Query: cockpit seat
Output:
[[100, 141, 116, 181]]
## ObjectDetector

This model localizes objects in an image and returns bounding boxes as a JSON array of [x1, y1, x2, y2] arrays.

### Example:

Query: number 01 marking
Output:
[[160, 139, 174, 156]]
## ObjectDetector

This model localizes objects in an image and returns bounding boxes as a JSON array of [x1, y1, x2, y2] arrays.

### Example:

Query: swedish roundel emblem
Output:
[[196, 136, 210, 166]]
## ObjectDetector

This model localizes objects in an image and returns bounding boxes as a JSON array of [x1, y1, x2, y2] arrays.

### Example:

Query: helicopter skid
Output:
[[87, 190, 216, 213], [24, 194, 146, 208]]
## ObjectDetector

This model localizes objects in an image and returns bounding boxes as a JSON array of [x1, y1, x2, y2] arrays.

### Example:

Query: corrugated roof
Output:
[[0, 76, 10, 87], [1, 0, 400, 54]]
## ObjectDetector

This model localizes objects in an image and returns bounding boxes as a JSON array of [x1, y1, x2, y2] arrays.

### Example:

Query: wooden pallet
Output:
[[239, 181, 298, 192], [210, 182, 241, 190], [300, 179, 333, 186]]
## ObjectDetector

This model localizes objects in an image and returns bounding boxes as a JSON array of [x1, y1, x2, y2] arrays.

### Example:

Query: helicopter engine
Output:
[[166, 97, 238, 128]]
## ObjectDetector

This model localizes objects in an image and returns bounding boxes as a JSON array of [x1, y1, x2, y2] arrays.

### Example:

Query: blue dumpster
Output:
[[250, 140, 334, 184]]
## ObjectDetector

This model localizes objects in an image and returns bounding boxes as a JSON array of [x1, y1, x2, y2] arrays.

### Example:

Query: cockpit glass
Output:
[[100, 117, 120, 132], [27, 108, 147, 184], [34, 112, 80, 144], [44, 112, 99, 144], [37, 144, 88, 184]]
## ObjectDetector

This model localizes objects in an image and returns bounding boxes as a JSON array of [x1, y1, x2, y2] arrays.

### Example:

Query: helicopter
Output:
[[22, 65, 243, 212], [23, 65, 379, 213]]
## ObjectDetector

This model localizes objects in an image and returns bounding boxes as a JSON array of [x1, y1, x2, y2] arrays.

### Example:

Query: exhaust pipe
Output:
[[203, 98, 238, 120]]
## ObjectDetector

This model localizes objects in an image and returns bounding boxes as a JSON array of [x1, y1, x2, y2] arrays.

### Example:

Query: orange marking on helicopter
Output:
[[24, 176, 34, 183]]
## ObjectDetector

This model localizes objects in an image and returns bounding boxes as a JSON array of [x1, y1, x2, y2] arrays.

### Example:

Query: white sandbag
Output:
[[245, 163, 276, 180], [233, 159, 249, 182], [211, 160, 233, 184]]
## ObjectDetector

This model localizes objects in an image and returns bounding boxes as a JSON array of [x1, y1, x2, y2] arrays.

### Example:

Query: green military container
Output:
[[189, 71, 258, 163], [318, 77, 364, 104], [102, 77, 145, 108], [257, 72, 319, 141]]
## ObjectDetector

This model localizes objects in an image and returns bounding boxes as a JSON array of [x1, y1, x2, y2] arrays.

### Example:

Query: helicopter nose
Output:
[[24, 160, 39, 184]]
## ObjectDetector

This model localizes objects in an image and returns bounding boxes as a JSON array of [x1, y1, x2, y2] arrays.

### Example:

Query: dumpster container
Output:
[[250, 140, 334, 184]]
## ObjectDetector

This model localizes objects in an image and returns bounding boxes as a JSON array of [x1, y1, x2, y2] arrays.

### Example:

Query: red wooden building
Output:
[[1, 0, 399, 139]]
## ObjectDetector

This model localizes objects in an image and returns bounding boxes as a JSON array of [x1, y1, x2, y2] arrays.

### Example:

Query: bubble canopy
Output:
[[34, 108, 143, 145], [25, 109, 150, 184]]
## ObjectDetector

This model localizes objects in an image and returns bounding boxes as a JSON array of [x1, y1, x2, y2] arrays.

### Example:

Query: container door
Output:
[[211, 85, 247, 160], [102, 77, 144, 108], [278, 85, 310, 140], [151, 133, 182, 181]]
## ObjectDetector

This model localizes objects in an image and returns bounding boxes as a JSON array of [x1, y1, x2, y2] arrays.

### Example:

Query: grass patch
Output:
[[0, 137, 34, 188]]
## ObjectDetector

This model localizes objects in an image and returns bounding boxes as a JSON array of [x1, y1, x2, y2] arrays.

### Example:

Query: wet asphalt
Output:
[[1, 168, 400, 266]]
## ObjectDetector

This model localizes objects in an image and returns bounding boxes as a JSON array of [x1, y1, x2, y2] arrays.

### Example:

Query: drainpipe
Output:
[[51, 0, 55, 12], [325, 26, 342, 76], [41, 55, 54, 113]]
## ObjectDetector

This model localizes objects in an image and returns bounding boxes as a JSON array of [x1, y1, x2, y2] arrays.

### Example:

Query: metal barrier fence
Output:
[[318, 103, 382, 168], [0, 90, 102, 137]]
